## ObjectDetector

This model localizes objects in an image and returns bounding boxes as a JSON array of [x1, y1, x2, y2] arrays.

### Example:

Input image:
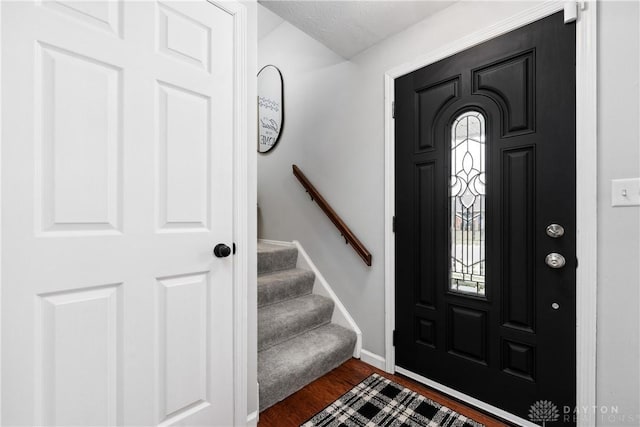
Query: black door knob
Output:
[[213, 243, 231, 258]]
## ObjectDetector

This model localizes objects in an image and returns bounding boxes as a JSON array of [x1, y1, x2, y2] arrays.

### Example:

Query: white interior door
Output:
[[1, 1, 237, 425]]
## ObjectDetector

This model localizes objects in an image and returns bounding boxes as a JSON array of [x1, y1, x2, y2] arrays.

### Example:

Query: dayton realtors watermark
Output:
[[529, 400, 640, 425]]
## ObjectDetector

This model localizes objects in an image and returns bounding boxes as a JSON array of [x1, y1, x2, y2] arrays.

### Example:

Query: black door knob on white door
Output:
[[213, 244, 231, 258]]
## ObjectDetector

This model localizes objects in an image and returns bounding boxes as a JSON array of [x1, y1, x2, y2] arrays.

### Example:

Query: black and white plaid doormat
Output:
[[301, 373, 484, 427]]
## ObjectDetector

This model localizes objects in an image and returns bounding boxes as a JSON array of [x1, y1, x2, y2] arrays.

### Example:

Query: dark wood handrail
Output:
[[292, 164, 372, 266]]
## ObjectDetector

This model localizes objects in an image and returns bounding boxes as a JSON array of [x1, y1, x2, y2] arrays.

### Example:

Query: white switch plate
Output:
[[611, 178, 640, 207]]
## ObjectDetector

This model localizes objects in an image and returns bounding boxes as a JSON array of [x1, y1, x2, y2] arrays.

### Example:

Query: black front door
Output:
[[394, 12, 576, 423]]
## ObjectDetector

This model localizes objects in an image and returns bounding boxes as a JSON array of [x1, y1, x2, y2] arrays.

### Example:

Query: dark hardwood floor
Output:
[[258, 358, 510, 426]]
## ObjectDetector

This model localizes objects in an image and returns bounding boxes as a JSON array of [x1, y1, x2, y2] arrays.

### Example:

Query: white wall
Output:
[[258, 1, 639, 423], [596, 2, 640, 424]]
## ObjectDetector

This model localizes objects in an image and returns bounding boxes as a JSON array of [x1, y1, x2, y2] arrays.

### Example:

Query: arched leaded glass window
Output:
[[450, 111, 486, 295]]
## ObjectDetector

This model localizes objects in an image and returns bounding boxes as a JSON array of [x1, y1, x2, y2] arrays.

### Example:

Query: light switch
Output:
[[611, 178, 640, 207]]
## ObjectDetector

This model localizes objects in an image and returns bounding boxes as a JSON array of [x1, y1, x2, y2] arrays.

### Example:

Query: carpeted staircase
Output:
[[258, 242, 357, 411]]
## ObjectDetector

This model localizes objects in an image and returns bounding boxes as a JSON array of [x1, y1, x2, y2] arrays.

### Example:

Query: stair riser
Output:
[[258, 270, 315, 308], [258, 297, 334, 351], [258, 247, 298, 274], [258, 325, 357, 411]]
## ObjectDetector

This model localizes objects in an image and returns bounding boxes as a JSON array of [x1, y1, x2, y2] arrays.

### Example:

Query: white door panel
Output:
[[2, 1, 236, 425]]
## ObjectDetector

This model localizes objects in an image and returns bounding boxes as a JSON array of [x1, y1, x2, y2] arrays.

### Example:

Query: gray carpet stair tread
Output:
[[258, 242, 298, 274], [258, 268, 315, 308], [258, 294, 334, 351], [258, 323, 357, 411]]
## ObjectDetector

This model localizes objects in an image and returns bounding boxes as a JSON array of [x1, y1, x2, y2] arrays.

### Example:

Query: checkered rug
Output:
[[301, 373, 484, 427]]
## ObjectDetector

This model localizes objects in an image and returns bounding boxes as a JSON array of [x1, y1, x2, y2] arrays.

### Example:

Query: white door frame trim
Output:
[[0, 1, 3, 422], [383, 2, 597, 426], [216, 1, 250, 425], [0, 1, 250, 424]]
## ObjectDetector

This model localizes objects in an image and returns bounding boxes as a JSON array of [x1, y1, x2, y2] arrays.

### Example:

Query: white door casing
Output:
[[1, 1, 246, 425]]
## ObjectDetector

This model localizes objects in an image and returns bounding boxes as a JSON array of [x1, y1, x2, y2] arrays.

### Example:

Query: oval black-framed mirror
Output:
[[258, 65, 284, 153]]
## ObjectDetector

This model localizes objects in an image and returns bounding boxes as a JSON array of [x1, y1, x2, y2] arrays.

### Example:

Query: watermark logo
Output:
[[529, 400, 560, 426], [528, 401, 637, 425]]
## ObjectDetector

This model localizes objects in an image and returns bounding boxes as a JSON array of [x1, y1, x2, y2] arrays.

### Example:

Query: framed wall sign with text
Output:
[[258, 65, 284, 153]]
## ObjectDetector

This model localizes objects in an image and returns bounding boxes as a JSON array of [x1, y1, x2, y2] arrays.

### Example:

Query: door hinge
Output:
[[233, 243, 237, 255], [392, 216, 396, 233], [392, 330, 397, 346], [575, 256, 578, 268], [392, 101, 396, 119]]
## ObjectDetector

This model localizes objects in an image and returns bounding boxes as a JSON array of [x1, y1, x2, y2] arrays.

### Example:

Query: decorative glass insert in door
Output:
[[450, 111, 486, 295]]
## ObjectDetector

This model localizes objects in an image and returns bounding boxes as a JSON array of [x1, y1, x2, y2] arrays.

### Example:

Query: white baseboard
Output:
[[291, 240, 363, 358], [359, 349, 386, 371], [258, 238, 294, 247], [246, 410, 258, 426]]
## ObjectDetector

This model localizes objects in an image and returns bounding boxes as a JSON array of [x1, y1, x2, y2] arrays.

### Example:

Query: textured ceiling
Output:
[[258, 1, 456, 59]]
